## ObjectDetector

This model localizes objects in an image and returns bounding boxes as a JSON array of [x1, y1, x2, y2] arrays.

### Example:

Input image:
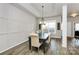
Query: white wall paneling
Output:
[[0, 4, 36, 53]]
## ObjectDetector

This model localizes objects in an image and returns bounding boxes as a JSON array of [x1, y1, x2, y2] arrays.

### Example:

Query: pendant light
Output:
[[40, 4, 45, 25]]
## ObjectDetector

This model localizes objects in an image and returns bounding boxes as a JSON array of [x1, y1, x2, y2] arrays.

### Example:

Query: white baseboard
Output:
[[51, 36, 61, 38], [67, 36, 74, 38]]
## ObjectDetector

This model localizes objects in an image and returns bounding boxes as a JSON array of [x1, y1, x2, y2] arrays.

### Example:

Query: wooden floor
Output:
[[0, 38, 79, 55]]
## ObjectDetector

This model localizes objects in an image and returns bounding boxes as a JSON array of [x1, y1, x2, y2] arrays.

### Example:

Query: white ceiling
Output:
[[30, 3, 63, 17], [17, 3, 79, 17]]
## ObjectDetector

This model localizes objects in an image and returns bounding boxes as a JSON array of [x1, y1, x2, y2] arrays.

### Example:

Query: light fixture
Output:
[[70, 13, 78, 17], [40, 4, 45, 25]]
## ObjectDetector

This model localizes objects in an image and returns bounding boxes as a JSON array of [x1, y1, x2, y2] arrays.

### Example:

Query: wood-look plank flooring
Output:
[[0, 38, 79, 55]]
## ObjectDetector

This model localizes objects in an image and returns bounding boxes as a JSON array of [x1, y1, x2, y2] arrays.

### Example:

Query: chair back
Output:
[[31, 34, 39, 47], [47, 33, 51, 43]]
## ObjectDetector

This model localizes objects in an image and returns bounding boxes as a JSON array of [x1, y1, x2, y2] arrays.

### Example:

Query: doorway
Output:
[[74, 23, 79, 37]]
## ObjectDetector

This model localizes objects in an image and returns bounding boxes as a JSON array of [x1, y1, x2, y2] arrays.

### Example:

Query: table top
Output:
[[39, 33, 49, 40], [29, 32, 49, 40]]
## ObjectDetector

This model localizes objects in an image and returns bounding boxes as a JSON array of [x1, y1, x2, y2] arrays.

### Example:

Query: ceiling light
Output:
[[70, 13, 78, 17]]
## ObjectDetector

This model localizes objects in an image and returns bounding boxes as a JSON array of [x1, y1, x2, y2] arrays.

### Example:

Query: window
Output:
[[47, 22, 56, 35], [42, 20, 56, 35], [75, 23, 79, 31]]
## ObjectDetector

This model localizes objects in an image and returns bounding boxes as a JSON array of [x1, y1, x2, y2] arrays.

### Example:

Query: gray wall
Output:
[[67, 17, 73, 37], [37, 16, 62, 38], [67, 16, 79, 37], [67, 17, 79, 37], [37, 16, 76, 38], [0, 4, 36, 53]]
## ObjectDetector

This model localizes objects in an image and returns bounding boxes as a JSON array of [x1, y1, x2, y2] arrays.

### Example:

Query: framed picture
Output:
[[57, 23, 60, 30], [39, 24, 41, 30]]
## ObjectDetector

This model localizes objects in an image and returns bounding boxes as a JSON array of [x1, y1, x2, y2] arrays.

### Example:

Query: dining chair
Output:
[[43, 33, 51, 53], [46, 33, 51, 45], [31, 34, 42, 53]]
